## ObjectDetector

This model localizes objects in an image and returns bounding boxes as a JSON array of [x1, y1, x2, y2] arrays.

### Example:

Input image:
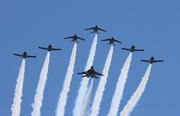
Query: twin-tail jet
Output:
[[77, 66, 104, 78], [38, 44, 61, 51], [101, 37, 122, 45], [13, 52, 36, 58], [141, 57, 163, 64], [85, 25, 106, 34], [122, 45, 144, 52], [64, 34, 85, 43]]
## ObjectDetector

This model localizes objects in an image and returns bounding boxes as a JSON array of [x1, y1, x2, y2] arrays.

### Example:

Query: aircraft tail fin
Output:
[[90, 31, 100, 34], [82, 75, 87, 77]]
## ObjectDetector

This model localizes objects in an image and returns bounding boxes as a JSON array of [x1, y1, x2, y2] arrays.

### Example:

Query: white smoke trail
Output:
[[73, 34, 98, 116], [90, 46, 113, 116], [11, 59, 25, 116], [82, 79, 94, 116], [31, 52, 50, 116], [120, 64, 152, 116], [108, 53, 132, 116], [56, 43, 77, 116]]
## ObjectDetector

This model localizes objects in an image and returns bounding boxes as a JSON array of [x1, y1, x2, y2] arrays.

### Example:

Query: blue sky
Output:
[[0, 1, 180, 116]]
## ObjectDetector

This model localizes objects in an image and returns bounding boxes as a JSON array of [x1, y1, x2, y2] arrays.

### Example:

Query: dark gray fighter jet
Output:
[[77, 66, 104, 78], [85, 25, 106, 34], [141, 57, 163, 64], [13, 52, 36, 58], [122, 45, 144, 52], [38, 44, 61, 51], [64, 34, 85, 43], [101, 37, 122, 45]]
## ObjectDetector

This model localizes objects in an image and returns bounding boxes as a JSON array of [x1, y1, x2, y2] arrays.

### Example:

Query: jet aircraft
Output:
[[77, 66, 104, 78], [122, 45, 144, 52], [38, 44, 61, 51], [13, 52, 36, 58], [101, 37, 122, 45], [64, 34, 85, 43], [141, 57, 163, 64], [85, 25, 106, 34]]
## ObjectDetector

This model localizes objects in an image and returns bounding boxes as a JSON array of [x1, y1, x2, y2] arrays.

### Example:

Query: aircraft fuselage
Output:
[[130, 46, 135, 52], [23, 52, 27, 58], [149, 57, 155, 63], [110, 39, 114, 44], [48, 45, 52, 51]]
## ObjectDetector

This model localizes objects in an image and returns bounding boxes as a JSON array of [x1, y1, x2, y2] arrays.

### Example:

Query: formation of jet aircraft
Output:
[[77, 66, 104, 78], [38, 44, 61, 51], [13, 52, 36, 59], [101, 37, 122, 45], [13, 25, 163, 78], [85, 25, 106, 34], [141, 57, 163, 64], [64, 34, 85, 43], [122, 45, 144, 52]]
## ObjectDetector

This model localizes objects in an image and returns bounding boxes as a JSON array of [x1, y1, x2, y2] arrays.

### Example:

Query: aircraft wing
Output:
[[85, 27, 94, 30], [13, 53, 23, 57], [51, 48, 61, 51], [26, 55, 36, 58], [98, 28, 106, 32], [78, 37, 85, 41], [95, 72, 104, 76], [134, 49, 144, 51], [114, 39, 122, 43], [153, 60, 163, 63], [64, 36, 73, 39], [38, 47, 48, 50], [122, 48, 131, 51], [101, 39, 111, 41], [141, 60, 150, 62], [77, 72, 86, 74]]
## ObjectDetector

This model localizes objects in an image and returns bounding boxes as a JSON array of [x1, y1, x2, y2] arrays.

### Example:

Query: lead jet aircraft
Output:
[[122, 45, 144, 52], [101, 37, 122, 45], [77, 66, 104, 78], [13, 51, 36, 58], [85, 25, 106, 34], [64, 34, 85, 43], [141, 57, 163, 64], [38, 44, 61, 51]]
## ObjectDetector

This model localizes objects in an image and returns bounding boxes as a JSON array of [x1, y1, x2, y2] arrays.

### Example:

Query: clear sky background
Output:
[[0, 1, 180, 116]]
